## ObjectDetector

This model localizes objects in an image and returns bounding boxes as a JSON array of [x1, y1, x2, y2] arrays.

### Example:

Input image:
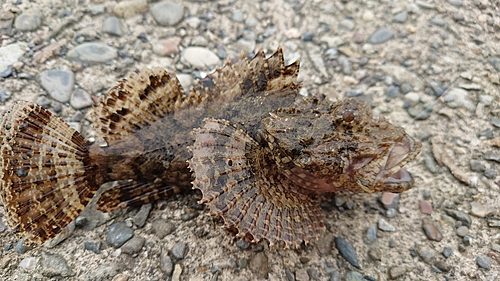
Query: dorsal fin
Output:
[[92, 67, 190, 143]]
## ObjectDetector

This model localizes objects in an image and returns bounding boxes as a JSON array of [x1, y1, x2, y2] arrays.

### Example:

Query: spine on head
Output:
[[0, 101, 99, 245]]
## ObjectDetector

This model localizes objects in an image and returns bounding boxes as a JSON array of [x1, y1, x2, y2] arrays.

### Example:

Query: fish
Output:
[[0, 47, 421, 247]]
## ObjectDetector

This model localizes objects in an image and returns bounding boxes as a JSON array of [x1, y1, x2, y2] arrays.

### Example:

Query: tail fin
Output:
[[0, 101, 98, 245]]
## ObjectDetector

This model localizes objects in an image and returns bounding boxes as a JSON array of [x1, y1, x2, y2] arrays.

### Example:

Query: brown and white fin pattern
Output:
[[92, 67, 189, 143], [96, 181, 181, 212], [189, 118, 324, 248], [0, 101, 98, 245]]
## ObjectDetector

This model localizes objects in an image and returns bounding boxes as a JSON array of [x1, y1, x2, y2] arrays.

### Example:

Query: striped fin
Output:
[[0, 101, 98, 245], [188, 118, 324, 248]]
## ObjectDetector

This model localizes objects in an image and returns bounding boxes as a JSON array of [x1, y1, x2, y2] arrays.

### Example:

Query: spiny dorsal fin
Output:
[[92, 67, 190, 143], [0, 101, 97, 245], [188, 118, 324, 248]]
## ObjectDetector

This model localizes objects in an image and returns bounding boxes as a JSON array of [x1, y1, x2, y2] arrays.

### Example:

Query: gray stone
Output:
[[430, 17, 446, 27], [369, 27, 394, 44], [160, 250, 173, 275], [14, 13, 42, 31], [0, 42, 27, 73], [249, 252, 269, 279], [470, 201, 494, 218], [152, 218, 176, 238], [477, 255, 491, 269], [490, 59, 500, 72], [102, 16, 124, 36], [150, 2, 184, 26], [133, 203, 152, 228], [19, 257, 37, 270], [378, 218, 396, 232], [236, 238, 250, 250], [84, 263, 119, 280], [84, 240, 102, 254], [39, 69, 75, 103], [338, 19, 355, 31], [444, 88, 475, 111], [345, 271, 363, 281], [442, 247, 453, 258], [393, 12, 407, 23], [418, 247, 435, 264], [39, 252, 73, 277], [121, 236, 145, 254], [15, 239, 29, 254], [389, 266, 406, 279], [334, 237, 360, 268], [448, 0, 463, 6], [434, 260, 451, 272], [0, 89, 12, 102], [295, 268, 309, 281], [70, 88, 93, 109], [366, 225, 377, 243], [182, 47, 220, 68], [113, 0, 148, 18], [231, 11, 244, 22], [67, 43, 118, 64], [106, 222, 134, 248], [445, 209, 472, 227], [88, 4, 106, 15], [170, 242, 188, 260]]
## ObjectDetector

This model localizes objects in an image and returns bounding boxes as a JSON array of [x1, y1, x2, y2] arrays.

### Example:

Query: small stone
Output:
[[231, 11, 243, 22], [14, 13, 42, 31], [39, 252, 73, 277], [152, 37, 182, 56], [102, 16, 124, 36], [152, 219, 176, 239], [15, 239, 29, 254], [444, 88, 475, 111], [456, 226, 469, 237], [236, 238, 250, 250], [368, 247, 381, 261], [121, 236, 145, 254], [316, 232, 334, 256], [380, 192, 400, 209], [150, 1, 184, 26], [345, 271, 363, 281], [369, 27, 394, 44], [491, 244, 500, 253], [366, 226, 377, 243], [70, 89, 93, 109], [470, 201, 494, 218], [182, 47, 221, 69], [445, 209, 472, 227], [67, 43, 118, 64], [213, 258, 237, 270], [172, 264, 182, 281], [418, 247, 435, 264], [170, 242, 188, 260], [334, 237, 360, 268], [180, 212, 198, 221], [249, 252, 269, 279], [133, 203, 152, 228], [362, 10, 374, 21], [393, 12, 407, 23], [0, 89, 12, 102], [338, 19, 355, 31], [84, 240, 102, 254], [419, 200, 433, 215], [430, 17, 446, 27], [160, 251, 173, 276], [378, 218, 396, 232], [422, 219, 443, 242], [113, 0, 148, 18], [434, 260, 451, 272], [470, 160, 485, 172], [39, 69, 75, 103], [389, 266, 406, 279], [301, 32, 314, 41], [19, 257, 37, 270], [477, 255, 491, 269], [442, 247, 453, 258], [106, 222, 134, 248], [385, 208, 397, 218], [295, 268, 309, 281]]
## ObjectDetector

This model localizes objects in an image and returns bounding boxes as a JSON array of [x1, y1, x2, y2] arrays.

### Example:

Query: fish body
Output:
[[0, 47, 420, 247]]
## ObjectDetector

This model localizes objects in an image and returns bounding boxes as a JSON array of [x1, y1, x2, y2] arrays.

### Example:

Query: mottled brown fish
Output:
[[0, 47, 421, 247]]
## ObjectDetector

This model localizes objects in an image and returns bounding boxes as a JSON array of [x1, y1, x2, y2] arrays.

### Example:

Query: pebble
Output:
[[160, 251, 173, 275], [133, 203, 152, 228], [459, 83, 481, 91], [19, 257, 37, 270], [15, 239, 29, 254], [476, 255, 491, 269], [87, 4, 105, 15], [121, 236, 145, 254], [338, 19, 355, 31], [334, 237, 360, 268], [430, 17, 446, 27], [67, 43, 118, 64], [393, 12, 407, 23], [0, 42, 28, 74], [113, 0, 148, 18], [170, 242, 188, 260], [434, 260, 451, 272], [380, 192, 400, 209], [0, 89, 12, 102], [236, 238, 251, 250], [106, 222, 134, 248], [39, 69, 75, 103], [369, 27, 394, 44], [368, 247, 381, 261], [448, 0, 463, 6], [320, 36, 343, 48], [102, 16, 124, 36], [39, 252, 73, 277], [444, 88, 475, 111], [418, 247, 435, 264], [301, 32, 314, 41], [316, 232, 334, 256], [70, 88, 93, 109], [172, 264, 182, 281], [470, 201, 494, 218], [422, 219, 443, 242], [150, 1, 184, 26], [389, 266, 406, 279], [84, 240, 102, 254], [366, 226, 377, 243], [152, 37, 182, 56], [445, 209, 471, 227], [362, 10, 374, 21], [419, 200, 433, 215], [345, 271, 363, 281], [85, 263, 119, 280], [455, 225, 469, 237], [182, 47, 221, 69], [14, 13, 42, 31], [213, 258, 237, 270], [492, 244, 500, 253], [151, 219, 176, 239], [180, 211, 198, 221], [295, 268, 309, 281], [442, 247, 453, 258], [231, 11, 244, 22], [378, 219, 396, 232], [249, 252, 270, 279]]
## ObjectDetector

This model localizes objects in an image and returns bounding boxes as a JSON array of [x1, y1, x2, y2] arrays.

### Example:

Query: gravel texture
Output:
[[0, 0, 500, 280]]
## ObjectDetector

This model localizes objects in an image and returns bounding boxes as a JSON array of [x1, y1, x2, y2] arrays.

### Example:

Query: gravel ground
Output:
[[1, 0, 500, 280]]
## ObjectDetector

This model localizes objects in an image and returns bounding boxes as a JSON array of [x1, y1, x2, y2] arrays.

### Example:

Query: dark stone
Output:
[[334, 237, 360, 268]]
